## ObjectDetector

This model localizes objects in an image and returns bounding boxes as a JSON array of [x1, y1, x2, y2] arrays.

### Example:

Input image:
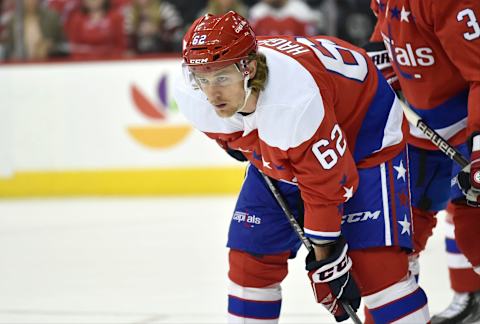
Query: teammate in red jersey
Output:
[[174, 11, 430, 323], [368, 0, 480, 322]]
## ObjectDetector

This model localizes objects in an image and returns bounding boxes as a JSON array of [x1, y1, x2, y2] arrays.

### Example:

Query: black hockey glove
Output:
[[306, 236, 361, 322], [215, 139, 248, 162]]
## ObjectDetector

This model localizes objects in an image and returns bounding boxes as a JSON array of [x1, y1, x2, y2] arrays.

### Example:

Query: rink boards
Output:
[[0, 57, 245, 197]]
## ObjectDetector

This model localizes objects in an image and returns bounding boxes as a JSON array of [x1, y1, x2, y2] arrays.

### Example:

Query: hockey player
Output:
[[174, 11, 430, 323], [368, 0, 480, 322]]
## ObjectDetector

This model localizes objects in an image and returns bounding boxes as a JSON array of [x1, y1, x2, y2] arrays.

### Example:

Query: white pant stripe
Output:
[[380, 162, 392, 246]]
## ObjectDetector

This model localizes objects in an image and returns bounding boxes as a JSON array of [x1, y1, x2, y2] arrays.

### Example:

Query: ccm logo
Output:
[[315, 255, 349, 282], [189, 58, 208, 64]]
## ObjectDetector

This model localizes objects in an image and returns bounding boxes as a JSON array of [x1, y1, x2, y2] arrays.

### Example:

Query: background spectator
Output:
[[198, 0, 248, 17], [248, 0, 321, 36], [169, 0, 206, 29], [124, 0, 182, 54], [0, 0, 15, 58], [0, 0, 377, 61], [66, 0, 126, 59], [309, 0, 375, 46], [45, 0, 80, 24], [3, 0, 66, 61]]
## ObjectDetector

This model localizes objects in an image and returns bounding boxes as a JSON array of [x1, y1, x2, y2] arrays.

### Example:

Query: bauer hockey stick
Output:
[[400, 100, 469, 168], [261, 173, 362, 324]]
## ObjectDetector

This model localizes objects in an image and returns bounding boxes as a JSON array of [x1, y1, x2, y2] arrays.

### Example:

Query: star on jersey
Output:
[[398, 215, 411, 235], [400, 6, 411, 22], [378, 0, 386, 12], [393, 160, 406, 182], [262, 157, 272, 169], [390, 6, 400, 19], [343, 186, 353, 202]]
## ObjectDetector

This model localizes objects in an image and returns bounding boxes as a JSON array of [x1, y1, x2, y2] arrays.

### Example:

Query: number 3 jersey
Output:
[[173, 36, 408, 241], [371, 0, 480, 150]]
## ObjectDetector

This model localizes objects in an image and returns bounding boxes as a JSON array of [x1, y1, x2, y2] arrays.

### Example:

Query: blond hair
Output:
[[248, 52, 268, 94]]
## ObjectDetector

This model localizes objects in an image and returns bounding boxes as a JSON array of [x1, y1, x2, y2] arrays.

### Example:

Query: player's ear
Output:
[[248, 60, 257, 79]]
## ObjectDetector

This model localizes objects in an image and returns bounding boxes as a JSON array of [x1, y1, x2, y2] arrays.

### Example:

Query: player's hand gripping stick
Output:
[[261, 173, 362, 324], [306, 236, 361, 322]]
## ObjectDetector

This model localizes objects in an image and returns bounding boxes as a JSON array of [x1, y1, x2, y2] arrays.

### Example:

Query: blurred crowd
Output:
[[0, 0, 375, 62]]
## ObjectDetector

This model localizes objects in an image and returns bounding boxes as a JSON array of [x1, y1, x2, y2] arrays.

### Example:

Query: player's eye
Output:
[[215, 76, 230, 85], [196, 77, 209, 85]]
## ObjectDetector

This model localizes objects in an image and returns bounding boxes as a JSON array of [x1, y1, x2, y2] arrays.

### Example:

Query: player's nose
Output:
[[204, 85, 223, 100]]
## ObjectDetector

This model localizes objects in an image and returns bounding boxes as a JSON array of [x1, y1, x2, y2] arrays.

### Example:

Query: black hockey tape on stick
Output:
[[261, 173, 362, 324], [400, 100, 469, 168]]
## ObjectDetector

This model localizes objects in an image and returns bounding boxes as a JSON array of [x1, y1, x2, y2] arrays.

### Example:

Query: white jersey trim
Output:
[[375, 96, 404, 153], [304, 228, 341, 238]]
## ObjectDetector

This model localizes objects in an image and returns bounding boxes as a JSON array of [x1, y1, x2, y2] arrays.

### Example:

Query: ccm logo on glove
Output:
[[311, 254, 350, 282]]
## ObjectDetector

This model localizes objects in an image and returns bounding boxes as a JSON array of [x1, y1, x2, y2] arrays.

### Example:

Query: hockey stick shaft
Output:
[[261, 173, 362, 324], [400, 101, 469, 168]]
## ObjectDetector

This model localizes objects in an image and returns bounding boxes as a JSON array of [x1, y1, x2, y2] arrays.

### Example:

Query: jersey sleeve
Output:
[[425, 0, 480, 135], [286, 92, 359, 242]]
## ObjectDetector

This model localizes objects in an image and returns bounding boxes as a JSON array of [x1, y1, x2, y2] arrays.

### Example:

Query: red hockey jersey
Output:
[[174, 36, 407, 241], [371, 0, 480, 149]]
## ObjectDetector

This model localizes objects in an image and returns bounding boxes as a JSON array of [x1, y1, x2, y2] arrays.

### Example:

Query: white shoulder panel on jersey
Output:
[[172, 46, 326, 147], [255, 46, 325, 150], [172, 73, 243, 134]]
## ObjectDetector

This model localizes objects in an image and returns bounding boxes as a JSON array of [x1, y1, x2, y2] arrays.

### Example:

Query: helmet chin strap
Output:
[[235, 76, 252, 113]]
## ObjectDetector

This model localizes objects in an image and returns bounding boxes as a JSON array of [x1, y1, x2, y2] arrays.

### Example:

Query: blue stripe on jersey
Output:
[[409, 90, 468, 129], [370, 288, 427, 323], [446, 238, 462, 254], [353, 68, 395, 163], [228, 295, 282, 320]]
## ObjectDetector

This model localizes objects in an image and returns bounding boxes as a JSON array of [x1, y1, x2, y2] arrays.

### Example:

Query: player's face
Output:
[[193, 65, 246, 118]]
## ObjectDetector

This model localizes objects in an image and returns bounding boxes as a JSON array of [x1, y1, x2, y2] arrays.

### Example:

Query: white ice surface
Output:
[[0, 197, 452, 323]]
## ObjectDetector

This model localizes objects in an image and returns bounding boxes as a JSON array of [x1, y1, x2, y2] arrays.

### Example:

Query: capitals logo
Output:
[[233, 211, 262, 228], [381, 31, 435, 81]]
